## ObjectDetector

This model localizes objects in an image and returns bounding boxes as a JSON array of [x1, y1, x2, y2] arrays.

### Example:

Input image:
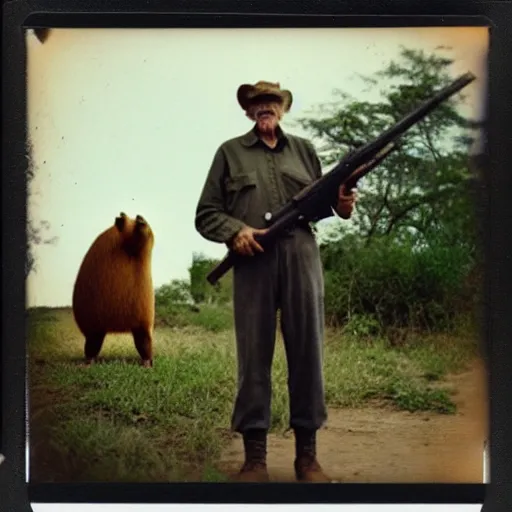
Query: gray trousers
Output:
[[231, 227, 328, 434]]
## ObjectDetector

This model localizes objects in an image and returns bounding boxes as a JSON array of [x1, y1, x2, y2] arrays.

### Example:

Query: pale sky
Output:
[[25, 26, 488, 307]]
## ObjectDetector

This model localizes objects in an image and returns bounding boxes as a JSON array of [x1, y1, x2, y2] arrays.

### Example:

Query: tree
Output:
[[294, 47, 482, 330], [27, 28, 58, 277], [188, 253, 232, 305], [155, 280, 193, 305], [297, 47, 480, 252], [26, 138, 58, 278]]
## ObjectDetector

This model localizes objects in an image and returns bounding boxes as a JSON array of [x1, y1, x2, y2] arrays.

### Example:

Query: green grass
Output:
[[155, 303, 234, 332], [27, 305, 479, 483]]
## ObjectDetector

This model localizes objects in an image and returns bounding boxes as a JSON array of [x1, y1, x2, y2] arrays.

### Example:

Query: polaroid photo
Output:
[[3, 2, 512, 512]]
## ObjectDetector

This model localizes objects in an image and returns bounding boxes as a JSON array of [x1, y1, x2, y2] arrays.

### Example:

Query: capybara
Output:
[[72, 212, 155, 368]]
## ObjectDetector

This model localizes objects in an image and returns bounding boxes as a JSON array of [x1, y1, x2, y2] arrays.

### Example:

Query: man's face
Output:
[[247, 98, 284, 134]]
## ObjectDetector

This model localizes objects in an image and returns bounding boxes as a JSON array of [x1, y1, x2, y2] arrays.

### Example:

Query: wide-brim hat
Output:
[[237, 81, 293, 112]]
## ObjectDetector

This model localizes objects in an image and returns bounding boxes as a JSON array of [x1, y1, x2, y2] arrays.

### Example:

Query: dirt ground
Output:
[[218, 359, 489, 483]]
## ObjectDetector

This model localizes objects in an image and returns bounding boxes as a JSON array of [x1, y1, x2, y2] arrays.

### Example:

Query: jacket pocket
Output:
[[225, 171, 257, 219], [279, 166, 314, 201]]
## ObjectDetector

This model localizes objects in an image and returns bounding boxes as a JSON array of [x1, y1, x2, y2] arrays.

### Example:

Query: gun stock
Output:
[[207, 253, 235, 285], [206, 72, 476, 285]]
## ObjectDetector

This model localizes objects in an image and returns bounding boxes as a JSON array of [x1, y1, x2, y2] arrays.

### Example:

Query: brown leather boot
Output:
[[293, 428, 331, 482], [234, 429, 270, 482]]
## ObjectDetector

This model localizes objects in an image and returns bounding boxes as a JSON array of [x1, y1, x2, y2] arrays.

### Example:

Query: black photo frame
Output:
[[2, 1, 511, 511]]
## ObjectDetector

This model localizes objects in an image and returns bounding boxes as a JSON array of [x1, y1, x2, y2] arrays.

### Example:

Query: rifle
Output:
[[206, 71, 476, 286]]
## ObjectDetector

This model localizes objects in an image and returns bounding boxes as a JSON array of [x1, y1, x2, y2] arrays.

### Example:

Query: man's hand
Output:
[[231, 225, 269, 256], [336, 184, 357, 219]]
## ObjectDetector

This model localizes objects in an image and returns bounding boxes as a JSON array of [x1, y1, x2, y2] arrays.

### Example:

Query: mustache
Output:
[[255, 109, 276, 119]]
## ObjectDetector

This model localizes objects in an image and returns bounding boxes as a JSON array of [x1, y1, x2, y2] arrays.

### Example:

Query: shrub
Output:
[[321, 234, 474, 332]]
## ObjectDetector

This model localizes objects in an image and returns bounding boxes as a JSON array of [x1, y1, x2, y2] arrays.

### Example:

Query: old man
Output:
[[195, 81, 356, 482]]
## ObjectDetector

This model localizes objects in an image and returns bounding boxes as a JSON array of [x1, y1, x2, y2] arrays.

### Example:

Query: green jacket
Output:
[[195, 126, 335, 244]]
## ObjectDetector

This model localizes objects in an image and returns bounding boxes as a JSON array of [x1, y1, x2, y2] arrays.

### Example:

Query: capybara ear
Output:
[[115, 214, 126, 232], [136, 215, 146, 225]]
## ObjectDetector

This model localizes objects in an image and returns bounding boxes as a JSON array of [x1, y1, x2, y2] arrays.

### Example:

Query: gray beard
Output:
[[256, 120, 278, 136]]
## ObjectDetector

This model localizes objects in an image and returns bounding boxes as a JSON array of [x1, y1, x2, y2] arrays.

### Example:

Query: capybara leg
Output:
[[132, 327, 153, 368], [84, 332, 106, 365]]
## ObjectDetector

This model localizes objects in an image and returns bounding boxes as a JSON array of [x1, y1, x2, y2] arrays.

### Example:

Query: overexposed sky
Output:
[[26, 26, 488, 307]]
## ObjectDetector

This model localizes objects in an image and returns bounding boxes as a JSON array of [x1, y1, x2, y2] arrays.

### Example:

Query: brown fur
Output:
[[72, 212, 155, 367]]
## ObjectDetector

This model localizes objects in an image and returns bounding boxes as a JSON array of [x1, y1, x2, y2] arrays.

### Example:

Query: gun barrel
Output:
[[344, 141, 399, 190], [345, 72, 476, 168], [267, 72, 475, 227]]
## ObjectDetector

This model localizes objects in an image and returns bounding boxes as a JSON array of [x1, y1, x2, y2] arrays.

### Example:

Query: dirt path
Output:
[[218, 359, 488, 483]]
